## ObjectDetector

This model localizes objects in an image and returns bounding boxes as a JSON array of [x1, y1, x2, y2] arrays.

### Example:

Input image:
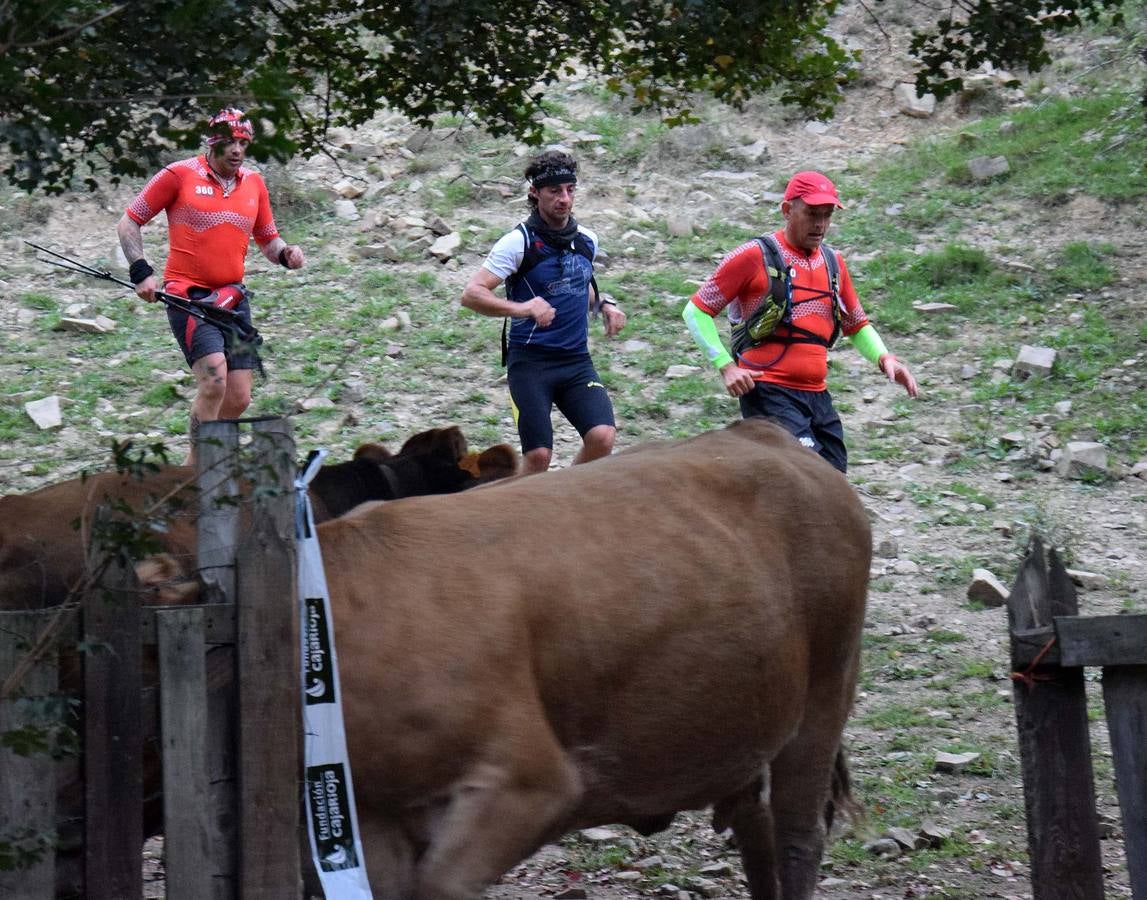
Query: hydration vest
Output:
[[500, 223, 600, 365], [730, 234, 843, 364]]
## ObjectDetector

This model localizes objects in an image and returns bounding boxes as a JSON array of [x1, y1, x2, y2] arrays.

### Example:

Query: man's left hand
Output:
[[880, 354, 919, 398], [282, 245, 306, 269], [602, 304, 626, 337]]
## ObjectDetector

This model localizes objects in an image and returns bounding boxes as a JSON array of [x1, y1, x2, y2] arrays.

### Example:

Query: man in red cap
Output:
[[682, 170, 917, 472], [117, 107, 306, 463]]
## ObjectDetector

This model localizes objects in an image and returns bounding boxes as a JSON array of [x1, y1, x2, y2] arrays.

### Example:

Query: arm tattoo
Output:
[[118, 219, 146, 262]]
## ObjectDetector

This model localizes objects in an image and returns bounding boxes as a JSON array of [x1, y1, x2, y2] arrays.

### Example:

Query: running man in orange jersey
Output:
[[116, 107, 305, 463], [683, 171, 917, 473]]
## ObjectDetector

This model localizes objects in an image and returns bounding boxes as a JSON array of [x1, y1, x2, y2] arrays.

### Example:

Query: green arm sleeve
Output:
[[849, 323, 890, 366], [682, 300, 734, 370]]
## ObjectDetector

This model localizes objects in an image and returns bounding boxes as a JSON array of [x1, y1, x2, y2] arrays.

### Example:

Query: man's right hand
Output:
[[135, 275, 159, 303], [720, 362, 756, 397], [528, 296, 556, 328]]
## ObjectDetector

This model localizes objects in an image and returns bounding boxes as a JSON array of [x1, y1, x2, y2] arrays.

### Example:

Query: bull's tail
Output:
[[823, 744, 862, 833]]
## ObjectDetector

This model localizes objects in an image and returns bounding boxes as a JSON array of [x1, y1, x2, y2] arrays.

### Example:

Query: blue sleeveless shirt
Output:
[[505, 230, 596, 354]]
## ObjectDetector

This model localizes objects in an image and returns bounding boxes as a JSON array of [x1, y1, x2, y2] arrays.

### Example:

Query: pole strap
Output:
[[296, 449, 374, 898]]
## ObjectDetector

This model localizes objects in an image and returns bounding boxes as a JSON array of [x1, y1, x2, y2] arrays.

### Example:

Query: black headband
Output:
[[531, 166, 577, 188]]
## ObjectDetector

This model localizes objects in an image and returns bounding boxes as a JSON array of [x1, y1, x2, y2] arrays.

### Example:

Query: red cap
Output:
[[783, 171, 844, 208]]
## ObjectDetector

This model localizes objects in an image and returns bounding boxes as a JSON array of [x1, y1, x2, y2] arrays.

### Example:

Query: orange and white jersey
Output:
[[126, 155, 279, 288]]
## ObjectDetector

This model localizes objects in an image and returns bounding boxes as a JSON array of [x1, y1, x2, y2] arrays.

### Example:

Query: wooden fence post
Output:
[[82, 529, 144, 900], [0, 610, 58, 899], [1102, 664, 1147, 895], [237, 417, 301, 896], [198, 419, 242, 899], [157, 606, 213, 900], [198, 420, 241, 606], [1007, 537, 1105, 899]]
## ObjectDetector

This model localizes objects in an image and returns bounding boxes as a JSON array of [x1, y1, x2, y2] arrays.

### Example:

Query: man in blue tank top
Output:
[[462, 150, 627, 474]]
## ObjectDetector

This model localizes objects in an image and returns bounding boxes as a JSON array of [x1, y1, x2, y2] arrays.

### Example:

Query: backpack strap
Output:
[[756, 234, 790, 306], [770, 236, 841, 347], [819, 243, 843, 346], [500, 223, 598, 366]]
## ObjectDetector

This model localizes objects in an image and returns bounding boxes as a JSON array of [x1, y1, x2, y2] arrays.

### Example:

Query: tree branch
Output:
[[5, 3, 127, 53]]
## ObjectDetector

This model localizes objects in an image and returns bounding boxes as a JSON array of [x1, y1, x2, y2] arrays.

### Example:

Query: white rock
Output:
[[894, 82, 937, 118], [54, 316, 116, 334], [665, 364, 701, 379], [333, 179, 366, 199], [729, 138, 768, 161], [25, 395, 63, 429], [1065, 568, 1106, 590], [1055, 441, 1108, 478], [934, 750, 981, 773], [428, 232, 461, 261], [967, 568, 1009, 607], [1013, 344, 1056, 378], [968, 155, 1010, 180], [334, 199, 359, 220]]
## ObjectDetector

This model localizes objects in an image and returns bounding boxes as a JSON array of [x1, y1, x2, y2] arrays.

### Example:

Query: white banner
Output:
[[297, 449, 374, 898]]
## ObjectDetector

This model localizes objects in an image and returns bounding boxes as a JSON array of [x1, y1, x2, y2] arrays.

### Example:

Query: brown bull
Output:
[[318, 418, 870, 900]]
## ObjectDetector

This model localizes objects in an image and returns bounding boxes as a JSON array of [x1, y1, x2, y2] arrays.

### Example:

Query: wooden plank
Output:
[[197, 419, 241, 605], [1057, 615, 1147, 667], [238, 417, 301, 897], [157, 607, 213, 900], [1045, 546, 1080, 619], [1007, 536, 1052, 631], [1101, 665, 1147, 897], [204, 643, 238, 900], [197, 420, 242, 898], [82, 538, 143, 900], [0, 611, 57, 899], [1008, 537, 1104, 900]]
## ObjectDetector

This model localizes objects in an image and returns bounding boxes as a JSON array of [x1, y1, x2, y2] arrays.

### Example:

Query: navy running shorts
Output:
[[739, 381, 848, 473], [507, 347, 615, 453]]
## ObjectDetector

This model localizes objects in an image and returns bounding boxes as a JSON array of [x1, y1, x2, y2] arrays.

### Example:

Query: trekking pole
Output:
[[25, 241, 265, 375]]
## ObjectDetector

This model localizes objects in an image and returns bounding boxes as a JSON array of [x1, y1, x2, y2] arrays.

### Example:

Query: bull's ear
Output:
[[397, 427, 439, 456], [437, 425, 469, 460], [476, 445, 519, 478], [354, 443, 393, 463], [458, 451, 482, 477]]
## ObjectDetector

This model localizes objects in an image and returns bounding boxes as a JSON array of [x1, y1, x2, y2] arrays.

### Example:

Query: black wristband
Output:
[[129, 259, 154, 285], [278, 247, 291, 268]]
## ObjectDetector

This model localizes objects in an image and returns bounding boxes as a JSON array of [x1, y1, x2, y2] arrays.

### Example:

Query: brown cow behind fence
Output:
[[318, 418, 870, 900], [0, 425, 517, 609]]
